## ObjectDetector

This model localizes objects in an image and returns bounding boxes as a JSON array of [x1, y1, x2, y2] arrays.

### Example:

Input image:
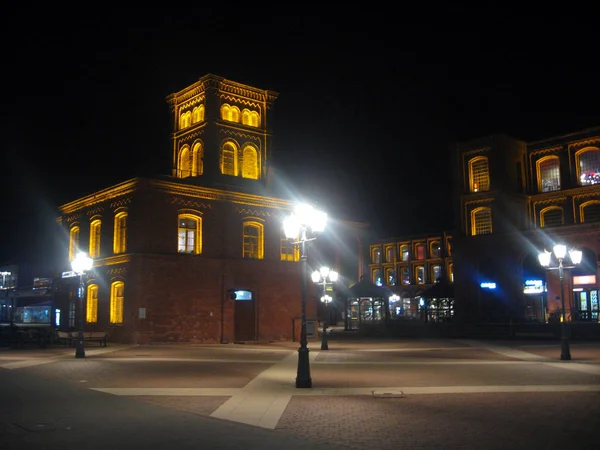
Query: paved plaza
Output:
[[1, 336, 600, 449]]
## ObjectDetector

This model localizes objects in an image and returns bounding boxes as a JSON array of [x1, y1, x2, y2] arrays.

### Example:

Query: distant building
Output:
[[55, 74, 369, 344]]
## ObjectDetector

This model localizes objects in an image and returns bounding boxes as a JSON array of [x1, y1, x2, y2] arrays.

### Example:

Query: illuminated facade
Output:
[[454, 128, 600, 323], [56, 75, 368, 344]]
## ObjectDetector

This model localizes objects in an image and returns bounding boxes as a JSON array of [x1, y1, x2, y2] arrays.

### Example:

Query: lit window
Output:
[[86, 284, 98, 323], [113, 212, 127, 254], [580, 200, 600, 223], [69, 226, 80, 262], [242, 109, 251, 126], [471, 207, 492, 236], [537, 156, 561, 192], [221, 104, 240, 122], [373, 269, 382, 286], [243, 221, 264, 259], [178, 146, 191, 178], [415, 244, 425, 260], [540, 207, 564, 228], [251, 111, 260, 127], [221, 142, 237, 176], [430, 241, 441, 258], [242, 146, 259, 179], [469, 156, 490, 192], [179, 111, 191, 129], [110, 281, 124, 324], [400, 245, 409, 262], [577, 148, 600, 186], [89, 220, 101, 259], [178, 214, 202, 254], [192, 105, 205, 123], [415, 266, 425, 284], [432, 265, 441, 283], [448, 263, 454, 282], [192, 142, 203, 176], [401, 267, 410, 284], [387, 268, 396, 286], [280, 233, 299, 261], [372, 248, 381, 264], [386, 246, 395, 263]]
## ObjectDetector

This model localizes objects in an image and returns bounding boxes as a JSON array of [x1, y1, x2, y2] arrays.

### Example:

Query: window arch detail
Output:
[[113, 212, 128, 254], [241, 145, 260, 179], [179, 111, 192, 129], [86, 284, 98, 323], [468, 156, 490, 192], [537, 156, 561, 192], [580, 200, 600, 223], [89, 219, 101, 258], [471, 207, 492, 236], [69, 225, 80, 262], [540, 206, 564, 228], [110, 281, 124, 324], [221, 141, 238, 176], [242, 220, 264, 259], [192, 105, 205, 124], [576, 147, 600, 186], [178, 213, 202, 254], [221, 104, 240, 122]]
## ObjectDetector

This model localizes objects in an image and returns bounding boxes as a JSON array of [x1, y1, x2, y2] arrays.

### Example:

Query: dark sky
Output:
[[2, 7, 600, 265]]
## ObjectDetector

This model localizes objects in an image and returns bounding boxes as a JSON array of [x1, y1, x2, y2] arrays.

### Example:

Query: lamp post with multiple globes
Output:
[[538, 244, 582, 361], [283, 203, 327, 388], [311, 267, 338, 350]]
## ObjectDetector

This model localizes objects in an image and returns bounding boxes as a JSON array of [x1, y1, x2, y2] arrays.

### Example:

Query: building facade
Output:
[[56, 75, 369, 344], [453, 128, 600, 324]]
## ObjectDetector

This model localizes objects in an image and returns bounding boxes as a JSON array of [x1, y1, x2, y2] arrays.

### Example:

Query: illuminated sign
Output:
[[235, 290, 253, 301], [573, 275, 596, 285], [524, 279, 544, 294], [480, 282, 497, 289]]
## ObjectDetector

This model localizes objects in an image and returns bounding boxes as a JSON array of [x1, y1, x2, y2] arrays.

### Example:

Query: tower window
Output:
[[178, 214, 202, 254], [471, 207, 492, 236], [469, 156, 490, 192], [537, 156, 561, 192]]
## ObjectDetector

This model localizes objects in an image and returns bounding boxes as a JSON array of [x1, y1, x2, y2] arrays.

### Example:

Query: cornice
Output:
[[463, 197, 494, 207], [170, 198, 212, 209], [533, 197, 567, 207], [58, 180, 138, 214], [235, 207, 273, 217], [93, 254, 132, 268], [179, 95, 205, 112], [568, 137, 600, 151], [573, 191, 600, 201], [529, 145, 563, 157], [532, 185, 600, 202], [462, 147, 490, 158], [220, 94, 262, 110]]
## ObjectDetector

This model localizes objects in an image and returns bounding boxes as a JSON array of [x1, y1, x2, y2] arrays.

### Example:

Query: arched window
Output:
[[386, 268, 396, 286], [537, 156, 561, 192], [400, 245, 410, 262], [471, 207, 492, 236], [448, 263, 454, 282], [430, 241, 441, 258], [69, 226, 80, 262], [372, 248, 381, 264], [178, 214, 202, 254], [192, 105, 205, 123], [230, 106, 240, 123], [86, 284, 98, 323], [385, 246, 395, 263], [221, 104, 240, 122], [468, 156, 490, 192], [192, 142, 203, 176], [179, 111, 192, 129], [242, 109, 251, 125], [250, 111, 260, 127], [540, 206, 564, 228], [372, 268, 382, 286], [280, 231, 299, 261], [113, 212, 127, 254], [178, 146, 191, 178], [89, 220, 101, 259], [576, 147, 600, 186], [580, 200, 600, 223], [414, 243, 425, 260], [415, 266, 425, 284], [431, 265, 442, 283], [242, 221, 264, 259], [241, 146, 259, 179], [400, 267, 410, 284], [221, 142, 238, 176], [110, 281, 124, 324]]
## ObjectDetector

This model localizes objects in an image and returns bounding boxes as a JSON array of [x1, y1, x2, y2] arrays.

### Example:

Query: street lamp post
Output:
[[71, 251, 93, 359], [283, 203, 327, 388], [538, 244, 582, 361], [311, 267, 339, 350]]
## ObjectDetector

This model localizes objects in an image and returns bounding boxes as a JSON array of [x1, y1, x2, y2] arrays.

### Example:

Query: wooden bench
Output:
[[57, 331, 108, 347]]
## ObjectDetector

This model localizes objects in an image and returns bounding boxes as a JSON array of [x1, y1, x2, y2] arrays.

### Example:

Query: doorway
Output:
[[234, 290, 256, 341]]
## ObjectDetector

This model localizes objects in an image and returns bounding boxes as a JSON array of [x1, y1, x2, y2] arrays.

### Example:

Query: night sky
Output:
[[2, 7, 599, 265]]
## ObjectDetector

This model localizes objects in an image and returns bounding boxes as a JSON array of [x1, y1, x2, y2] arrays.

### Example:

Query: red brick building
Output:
[[56, 75, 369, 344]]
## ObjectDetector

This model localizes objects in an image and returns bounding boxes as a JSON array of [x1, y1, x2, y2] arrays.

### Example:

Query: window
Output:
[[192, 142, 203, 176], [178, 214, 202, 254], [446, 238, 453, 256], [537, 156, 561, 192], [242, 146, 259, 179], [179, 111, 192, 129], [221, 142, 238, 176], [415, 243, 425, 260], [372, 248, 381, 264], [415, 266, 425, 284], [448, 263, 454, 282], [471, 207, 492, 236], [178, 146, 191, 178], [432, 265, 442, 283], [280, 233, 299, 261], [373, 269, 382, 286], [221, 104, 240, 122], [113, 212, 127, 254], [241, 109, 260, 127], [242, 221, 264, 259], [385, 246, 395, 263], [69, 300, 76, 328], [69, 226, 80, 261], [400, 245, 410, 262], [401, 267, 410, 284], [430, 241, 441, 258], [469, 156, 490, 192], [110, 281, 124, 324], [89, 220, 101, 258], [86, 284, 98, 323], [580, 200, 600, 223], [540, 207, 564, 228], [192, 105, 205, 123], [577, 148, 600, 186], [386, 268, 396, 286]]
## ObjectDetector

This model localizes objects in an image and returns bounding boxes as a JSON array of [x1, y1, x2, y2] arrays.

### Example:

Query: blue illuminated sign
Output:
[[480, 282, 497, 289]]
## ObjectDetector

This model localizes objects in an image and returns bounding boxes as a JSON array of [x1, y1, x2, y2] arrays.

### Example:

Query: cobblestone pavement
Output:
[[1, 337, 600, 449]]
